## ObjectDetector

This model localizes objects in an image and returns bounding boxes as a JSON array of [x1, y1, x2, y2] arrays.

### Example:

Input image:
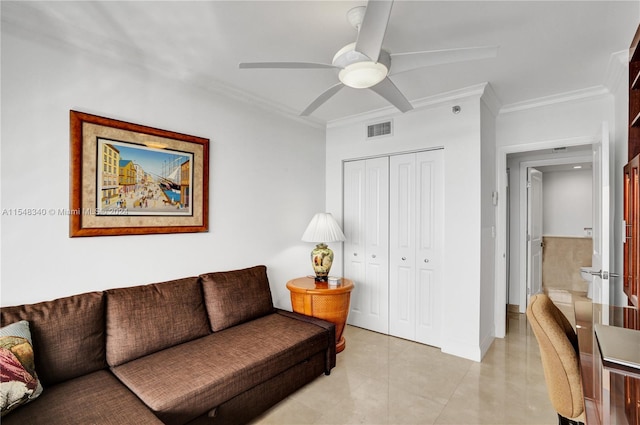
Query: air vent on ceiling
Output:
[[367, 120, 392, 139]]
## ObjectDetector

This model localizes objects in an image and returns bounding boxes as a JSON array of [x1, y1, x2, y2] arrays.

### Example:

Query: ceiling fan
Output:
[[239, 0, 498, 116]]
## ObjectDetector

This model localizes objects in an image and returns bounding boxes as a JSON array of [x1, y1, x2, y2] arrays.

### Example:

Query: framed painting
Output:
[[69, 110, 209, 237]]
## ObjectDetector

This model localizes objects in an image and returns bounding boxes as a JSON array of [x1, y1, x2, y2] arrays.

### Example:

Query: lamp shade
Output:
[[301, 213, 346, 243]]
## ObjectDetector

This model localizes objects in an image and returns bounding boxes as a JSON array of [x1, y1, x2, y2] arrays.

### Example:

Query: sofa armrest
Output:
[[275, 309, 336, 373]]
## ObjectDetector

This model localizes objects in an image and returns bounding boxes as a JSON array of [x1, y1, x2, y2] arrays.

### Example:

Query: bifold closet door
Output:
[[343, 157, 389, 334], [389, 150, 443, 347]]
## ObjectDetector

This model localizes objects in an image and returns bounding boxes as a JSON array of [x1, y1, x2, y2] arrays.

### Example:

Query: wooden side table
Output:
[[286, 276, 354, 353]]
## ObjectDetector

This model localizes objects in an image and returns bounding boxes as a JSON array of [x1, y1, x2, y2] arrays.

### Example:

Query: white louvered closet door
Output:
[[389, 150, 443, 347], [343, 157, 389, 334]]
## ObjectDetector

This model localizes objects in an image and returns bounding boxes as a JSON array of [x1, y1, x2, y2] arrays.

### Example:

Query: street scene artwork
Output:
[[97, 138, 193, 216]]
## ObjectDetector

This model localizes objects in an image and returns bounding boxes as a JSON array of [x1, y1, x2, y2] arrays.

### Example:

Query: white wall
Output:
[[1, 31, 326, 308], [543, 169, 593, 237], [497, 93, 613, 149], [326, 86, 489, 361]]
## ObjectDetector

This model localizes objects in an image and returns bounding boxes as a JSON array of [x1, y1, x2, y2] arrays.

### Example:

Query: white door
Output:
[[344, 157, 389, 333], [344, 160, 366, 323], [389, 150, 443, 346], [592, 122, 611, 305], [415, 150, 443, 346], [389, 154, 417, 340], [527, 168, 543, 303]]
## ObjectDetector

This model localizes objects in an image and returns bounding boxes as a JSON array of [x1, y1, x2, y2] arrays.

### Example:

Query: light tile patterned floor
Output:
[[250, 300, 583, 425]]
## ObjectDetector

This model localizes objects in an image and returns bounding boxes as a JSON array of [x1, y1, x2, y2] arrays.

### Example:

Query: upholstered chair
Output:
[[526, 294, 585, 425]]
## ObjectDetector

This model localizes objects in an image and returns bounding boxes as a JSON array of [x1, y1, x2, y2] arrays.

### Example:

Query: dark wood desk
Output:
[[575, 302, 640, 425]]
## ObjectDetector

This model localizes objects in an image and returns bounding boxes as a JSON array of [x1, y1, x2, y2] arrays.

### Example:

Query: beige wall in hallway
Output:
[[542, 236, 592, 293]]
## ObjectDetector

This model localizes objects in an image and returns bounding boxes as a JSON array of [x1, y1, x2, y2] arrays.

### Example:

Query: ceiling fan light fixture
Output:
[[339, 61, 388, 89]]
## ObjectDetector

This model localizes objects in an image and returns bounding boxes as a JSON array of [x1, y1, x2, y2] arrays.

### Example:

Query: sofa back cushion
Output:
[[0, 292, 106, 386], [105, 277, 210, 367], [199, 265, 274, 332]]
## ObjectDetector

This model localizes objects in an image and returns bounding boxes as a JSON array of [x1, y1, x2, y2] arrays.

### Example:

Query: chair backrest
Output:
[[526, 294, 584, 420]]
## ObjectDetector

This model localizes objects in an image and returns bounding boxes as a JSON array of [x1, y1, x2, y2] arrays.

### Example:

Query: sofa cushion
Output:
[[106, 277, 210, 367], [0, 292, 106, 386], [0, 370, 163, 425], [199, 265, 274, 331], [110, 312, 329, 425], [0, 320, 43, 416]]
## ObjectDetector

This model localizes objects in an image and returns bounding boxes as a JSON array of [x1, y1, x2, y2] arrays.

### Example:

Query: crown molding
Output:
[[499, 86, 611, 114], [192, 76, 326, 130], [480, 82, 501, 117], [412, 83, 489, 110], [604, 50, 628, 95], [327, 83, 491, 129]]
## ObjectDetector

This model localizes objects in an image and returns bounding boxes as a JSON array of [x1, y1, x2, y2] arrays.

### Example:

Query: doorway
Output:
[[507, 148, 593, 313]]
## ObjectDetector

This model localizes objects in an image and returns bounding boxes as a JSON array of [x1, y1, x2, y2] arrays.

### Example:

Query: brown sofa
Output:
[[0, 265, 336, 424]]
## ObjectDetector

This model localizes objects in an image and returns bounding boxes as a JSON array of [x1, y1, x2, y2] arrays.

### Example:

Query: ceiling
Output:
[[2, 1, 639, 124]]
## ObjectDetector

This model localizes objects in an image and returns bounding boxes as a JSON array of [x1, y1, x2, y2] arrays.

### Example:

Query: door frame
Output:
[[526, 167, 544, 304], [591, 122, 611, 305], [495, 136, 597, 337]]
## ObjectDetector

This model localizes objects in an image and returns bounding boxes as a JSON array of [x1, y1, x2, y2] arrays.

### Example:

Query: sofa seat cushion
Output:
[[1, 370, 163, 425], [111, 313, 329, 425]]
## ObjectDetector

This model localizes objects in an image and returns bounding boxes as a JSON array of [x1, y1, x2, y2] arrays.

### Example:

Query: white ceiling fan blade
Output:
[[239, 62, 339, 70], [369, 77, 412, 113], [300, 83, 344, 116], [355, 0, 394, 62], [389, 46, 498, 75]]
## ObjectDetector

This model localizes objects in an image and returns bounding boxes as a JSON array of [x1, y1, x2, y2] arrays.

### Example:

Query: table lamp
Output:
[[301, 213, 346, 281]]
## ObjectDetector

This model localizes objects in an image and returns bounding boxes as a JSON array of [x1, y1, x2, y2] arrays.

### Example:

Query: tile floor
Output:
[[251, 289, 588, 425]]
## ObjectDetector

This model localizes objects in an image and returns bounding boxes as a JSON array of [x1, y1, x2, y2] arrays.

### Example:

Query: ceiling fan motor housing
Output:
[[332, 42, 391, 70], [347, 6, 366, 30]]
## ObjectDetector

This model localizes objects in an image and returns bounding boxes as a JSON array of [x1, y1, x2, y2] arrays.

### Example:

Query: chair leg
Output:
[[558, 414, 584, 425]]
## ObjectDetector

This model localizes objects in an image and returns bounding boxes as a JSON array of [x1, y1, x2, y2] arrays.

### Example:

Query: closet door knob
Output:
[[402, 257, 406, 261], [353, 253, 358, 256], [424, 259, 430, 263], [372, 254, 377, 258]]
